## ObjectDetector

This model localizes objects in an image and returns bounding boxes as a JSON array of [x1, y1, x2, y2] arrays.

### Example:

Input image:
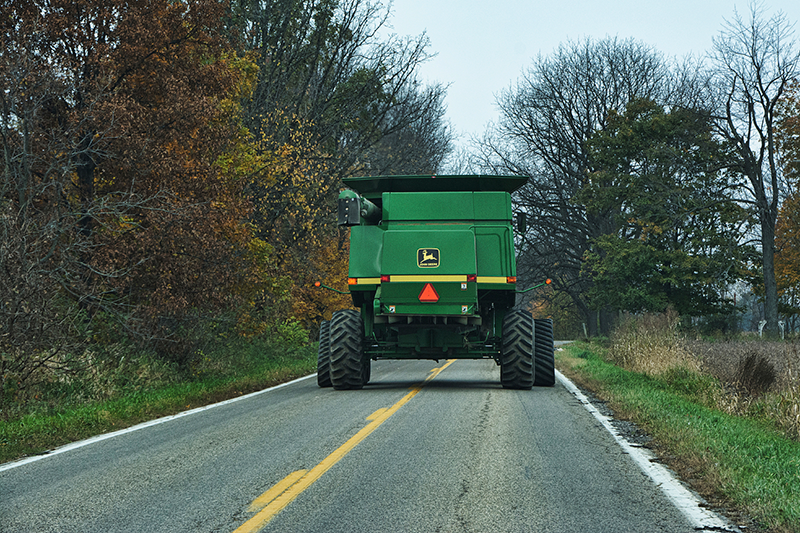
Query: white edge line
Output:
[[555, 369, 739, 532], [0, 374, 316, 473]]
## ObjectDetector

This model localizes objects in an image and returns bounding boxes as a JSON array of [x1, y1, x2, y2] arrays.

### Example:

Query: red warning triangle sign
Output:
[[418, 283, 439, 303]]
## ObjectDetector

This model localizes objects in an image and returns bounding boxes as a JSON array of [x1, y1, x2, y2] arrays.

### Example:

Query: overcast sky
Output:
[[382, 0, 800, 151]]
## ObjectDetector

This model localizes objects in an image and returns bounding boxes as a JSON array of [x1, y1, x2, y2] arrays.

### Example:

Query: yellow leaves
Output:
[[639, 220, 664, 239], [222, 51, 259, 100]]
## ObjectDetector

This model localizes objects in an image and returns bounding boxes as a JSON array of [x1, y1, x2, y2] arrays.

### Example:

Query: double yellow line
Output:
[[233, 360, 456, 533]]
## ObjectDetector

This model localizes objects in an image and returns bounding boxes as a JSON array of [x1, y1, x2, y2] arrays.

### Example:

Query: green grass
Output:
[[559, 342, 800, 533], [0, 337, 316, 465]]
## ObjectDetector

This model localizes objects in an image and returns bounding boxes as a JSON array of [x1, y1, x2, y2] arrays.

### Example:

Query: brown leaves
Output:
[[775, 193, 800, 313], [2, 0, 267, 362]]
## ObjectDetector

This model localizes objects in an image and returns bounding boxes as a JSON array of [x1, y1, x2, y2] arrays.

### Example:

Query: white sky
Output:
[[383, 0, 800, 149]]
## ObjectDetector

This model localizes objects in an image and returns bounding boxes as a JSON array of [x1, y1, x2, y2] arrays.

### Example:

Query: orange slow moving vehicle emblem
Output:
[[418, 283, 439, 303]]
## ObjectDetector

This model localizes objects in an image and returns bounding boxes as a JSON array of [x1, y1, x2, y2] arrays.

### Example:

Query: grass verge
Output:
[[0, 338, 316, 465], [558, 342, 800, 533]]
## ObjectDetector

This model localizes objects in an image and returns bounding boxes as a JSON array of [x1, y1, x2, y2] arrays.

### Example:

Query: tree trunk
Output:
[[761, 210, 780, 336], [76, 135, 96, 239], [574, 297, 599, 337], [76, 144, 96, 315], [599, 307, 616, 336]]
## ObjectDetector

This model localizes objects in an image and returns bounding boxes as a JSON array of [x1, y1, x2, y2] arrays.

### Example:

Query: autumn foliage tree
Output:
[[1, 0, 265, 369], [778, 81, 800, 180], [245, 114, 353, 327], [2, 0, 452, 397], [775, 82, 800, 326], [229, 0, 452, 327], [775, 194, 800, 324]]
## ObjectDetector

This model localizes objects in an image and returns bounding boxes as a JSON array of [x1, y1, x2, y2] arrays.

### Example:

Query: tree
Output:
[[232, 0, 451, 179], [580, 99, 748, 316], [1, 0, 264, 361], [774, 193, 800, 328], [477, 36, 707, 335], [710, 1, 800, 335], [1, 37, 113, 395], [777, 80, 800, 180], [775, 83, 800, 328], [229, 0, 452, 323], [0, 9, 170, 393]]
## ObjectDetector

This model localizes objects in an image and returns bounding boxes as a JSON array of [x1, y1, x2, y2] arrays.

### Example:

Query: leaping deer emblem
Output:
[[418, 248, 439, 267]]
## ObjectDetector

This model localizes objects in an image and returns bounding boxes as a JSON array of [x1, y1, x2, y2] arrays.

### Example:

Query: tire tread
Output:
[[329, 310, 364, 390], [501, 310, 534, 389], [533, 318, 556, 387]]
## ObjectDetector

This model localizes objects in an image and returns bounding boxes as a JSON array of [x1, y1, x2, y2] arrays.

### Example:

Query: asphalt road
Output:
[[1, 358, 723, 533]]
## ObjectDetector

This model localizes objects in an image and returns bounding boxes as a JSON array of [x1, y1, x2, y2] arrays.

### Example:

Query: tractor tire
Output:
[[500, 309, 534, 390], [534, 318, 556, 387], [317, 320, 332, 388], [329, 309, 365, 390]]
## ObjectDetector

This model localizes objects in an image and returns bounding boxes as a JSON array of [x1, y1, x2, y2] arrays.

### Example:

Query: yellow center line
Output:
[[366, 408, 388, 421], [233, 359, 456, 533], [247, 470, 307, 512]]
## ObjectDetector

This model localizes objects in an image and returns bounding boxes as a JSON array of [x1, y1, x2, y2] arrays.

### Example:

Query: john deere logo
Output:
[[417, 248, 440, 268]]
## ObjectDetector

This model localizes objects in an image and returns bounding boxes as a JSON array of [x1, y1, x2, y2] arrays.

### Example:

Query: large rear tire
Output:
[[533, 318, 556, 387], [317, 320, 332, 388], [500, 310, 534, 390], [329, 309, 365, 390]]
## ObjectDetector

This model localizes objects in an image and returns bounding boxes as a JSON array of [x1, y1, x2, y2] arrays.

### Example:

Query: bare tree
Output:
[[236, 0, 453, 282], [710, 1, 800, 335], [239, 0, 452, 180], [359, 83, 453, 175], [477, 36, 707, 335]]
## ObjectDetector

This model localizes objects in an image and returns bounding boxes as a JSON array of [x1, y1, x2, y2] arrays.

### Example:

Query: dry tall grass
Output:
[[608, 310, 702, 377], [609, 312, 800, 441], [689, 340, 800, 438]]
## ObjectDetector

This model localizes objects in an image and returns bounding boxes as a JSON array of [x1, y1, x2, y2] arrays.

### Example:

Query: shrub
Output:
[[734, 352, 776, 397]]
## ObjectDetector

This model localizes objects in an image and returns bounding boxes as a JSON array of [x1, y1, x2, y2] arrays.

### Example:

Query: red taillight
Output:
[[348, 278, 357, 285], [418, 283, 439, 303], [467, 274, 477, 282], [507, 276, 517, 283], [380, 274, 390, 283]]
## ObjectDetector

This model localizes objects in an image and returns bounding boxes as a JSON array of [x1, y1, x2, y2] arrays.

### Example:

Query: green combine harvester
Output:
[[316, 175, 555, 390]]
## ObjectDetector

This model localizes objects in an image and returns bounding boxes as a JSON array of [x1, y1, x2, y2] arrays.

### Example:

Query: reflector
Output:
[[418, 283, 439, 303]]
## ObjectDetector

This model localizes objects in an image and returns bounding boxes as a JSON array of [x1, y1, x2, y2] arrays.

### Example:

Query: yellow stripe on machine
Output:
[[477, 276, 513, 283], [349, 277, 381, 285], [390, 275, 467, 282]]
